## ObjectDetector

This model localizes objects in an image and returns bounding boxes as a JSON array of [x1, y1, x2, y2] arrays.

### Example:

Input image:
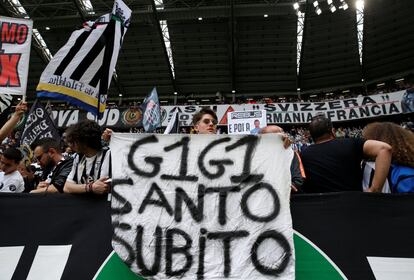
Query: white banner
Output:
[[0, 16, 32, 95], [161, 91, 406, 126], [49, 91, 409, 128], [227, 110, 267, 135], [110, 133, 294, 279]]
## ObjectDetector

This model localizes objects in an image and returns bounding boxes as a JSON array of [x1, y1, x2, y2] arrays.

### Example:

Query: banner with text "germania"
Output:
[[50, 90, 412, 129]]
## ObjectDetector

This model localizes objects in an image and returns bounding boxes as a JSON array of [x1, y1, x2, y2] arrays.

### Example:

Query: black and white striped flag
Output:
[[0, 94, 13, 114], [163, 111, 180, 134], [0, 94, 13, 127], [36, 0, 131, 118]]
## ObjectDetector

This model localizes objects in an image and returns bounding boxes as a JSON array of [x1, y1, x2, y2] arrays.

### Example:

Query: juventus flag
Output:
[[36, 0, 131, 117], [20, 99, 61, 146]]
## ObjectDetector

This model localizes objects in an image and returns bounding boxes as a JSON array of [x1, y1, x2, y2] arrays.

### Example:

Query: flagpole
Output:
[[96, 96, 100, 123], [21, 18, 32, 104]]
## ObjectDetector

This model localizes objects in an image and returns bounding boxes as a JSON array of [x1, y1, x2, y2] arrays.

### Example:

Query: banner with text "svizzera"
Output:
[[49, 90, 410, 129], [110, 133, 295, 279]]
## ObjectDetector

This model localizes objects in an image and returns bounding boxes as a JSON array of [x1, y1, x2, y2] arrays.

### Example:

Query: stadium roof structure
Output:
[[1, 0, 413, 103]]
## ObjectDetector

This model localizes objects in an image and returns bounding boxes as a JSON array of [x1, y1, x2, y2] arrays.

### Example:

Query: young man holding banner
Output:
[[192, 108, 218, 134]]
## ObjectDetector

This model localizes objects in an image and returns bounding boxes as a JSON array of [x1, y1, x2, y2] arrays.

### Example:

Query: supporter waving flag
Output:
[[142, 87, 161, 132], [36, 0, 131, 118]]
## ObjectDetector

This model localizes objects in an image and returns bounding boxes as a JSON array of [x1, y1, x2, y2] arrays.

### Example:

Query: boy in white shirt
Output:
[[0, 147, 24, 193]]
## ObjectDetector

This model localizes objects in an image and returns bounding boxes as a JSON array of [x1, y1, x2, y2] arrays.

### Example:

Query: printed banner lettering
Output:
[[49, 91, 410, 129], [0, 16, 32, 95], [110, 133, 295, 279], [227, 110, 267, 135]]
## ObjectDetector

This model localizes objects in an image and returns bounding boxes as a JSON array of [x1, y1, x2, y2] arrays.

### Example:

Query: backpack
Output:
[[389, 164, 414, 193]]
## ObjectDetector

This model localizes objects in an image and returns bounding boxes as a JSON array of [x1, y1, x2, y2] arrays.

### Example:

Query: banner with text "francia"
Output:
[[110, 133, 295, 279], [50, 90, 411, 129]]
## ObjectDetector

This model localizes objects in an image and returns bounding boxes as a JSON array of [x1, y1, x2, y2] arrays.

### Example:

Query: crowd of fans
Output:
[[287, 126, 364, 152], [0, 99, 413, 196]]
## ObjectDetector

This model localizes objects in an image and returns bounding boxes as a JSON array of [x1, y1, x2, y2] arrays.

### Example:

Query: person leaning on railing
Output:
[[63, 120, 111, 195]]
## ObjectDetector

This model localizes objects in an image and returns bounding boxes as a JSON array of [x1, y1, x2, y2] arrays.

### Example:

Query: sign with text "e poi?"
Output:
[[0, 16, 32, 95], [227, 110, 267, 135], [110, 133, 294, 279]]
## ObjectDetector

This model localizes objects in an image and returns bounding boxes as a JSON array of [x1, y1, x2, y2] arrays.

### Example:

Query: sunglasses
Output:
[[201, 118, 218, 125]]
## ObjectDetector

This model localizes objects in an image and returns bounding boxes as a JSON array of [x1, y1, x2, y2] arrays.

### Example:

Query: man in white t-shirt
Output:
[[0, 147, 24, 193], [64, 120, 111, 195]]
